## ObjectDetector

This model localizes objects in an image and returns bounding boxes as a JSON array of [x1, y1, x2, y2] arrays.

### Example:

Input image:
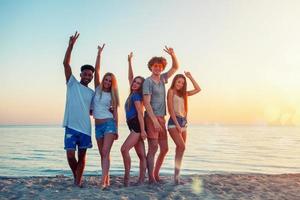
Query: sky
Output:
[[0, 0, 299, 126]]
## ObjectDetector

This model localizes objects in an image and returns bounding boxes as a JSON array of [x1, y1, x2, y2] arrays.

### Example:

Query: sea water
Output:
[[0, 125, 300, 177]]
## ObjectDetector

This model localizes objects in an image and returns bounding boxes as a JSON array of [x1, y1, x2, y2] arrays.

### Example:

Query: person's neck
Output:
[[80, 81, 88, 87], [151, 73, 160, 81], [102, 87, 110, 92]]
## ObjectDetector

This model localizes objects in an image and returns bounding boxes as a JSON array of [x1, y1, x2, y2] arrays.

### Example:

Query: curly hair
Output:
[[147, 56, 167, 71]]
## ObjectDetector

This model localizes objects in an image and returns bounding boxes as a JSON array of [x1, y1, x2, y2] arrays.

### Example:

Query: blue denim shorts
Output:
[[64, 127, 92, 150], [167, 116, 187, 129], [95, 119, 117, 140]]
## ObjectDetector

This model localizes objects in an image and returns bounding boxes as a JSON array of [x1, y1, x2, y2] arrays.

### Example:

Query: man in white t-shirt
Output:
[[62, 31, 95, 187]]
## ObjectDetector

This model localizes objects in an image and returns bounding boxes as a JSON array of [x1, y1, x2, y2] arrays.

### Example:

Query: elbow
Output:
[[63, 61, 69, 67]]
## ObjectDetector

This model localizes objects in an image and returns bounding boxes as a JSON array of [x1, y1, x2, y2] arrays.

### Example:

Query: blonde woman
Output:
[[92, 44, 119, 189]]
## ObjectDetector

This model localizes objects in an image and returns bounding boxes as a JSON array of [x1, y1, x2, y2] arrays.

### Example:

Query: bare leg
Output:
[[169, 128, 186, 184], [154, 138, 169, 182], [121, 132, 141, 186], [147, 139, 158, 184], [75, 149, 87, 186], [134, 140, 147, 184], [101, 133, 115, 188], [66, 150, 78, 183], [96, 138, 104, 185]]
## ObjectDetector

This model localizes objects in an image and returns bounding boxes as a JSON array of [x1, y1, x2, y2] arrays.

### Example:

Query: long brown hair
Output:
[[170, 74, 188, 114], [125, 76, 145, 111], [99, 72, 119, 108]]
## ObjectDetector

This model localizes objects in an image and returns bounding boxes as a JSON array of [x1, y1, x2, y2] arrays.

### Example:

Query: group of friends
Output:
[[62, 31, 201, 189]]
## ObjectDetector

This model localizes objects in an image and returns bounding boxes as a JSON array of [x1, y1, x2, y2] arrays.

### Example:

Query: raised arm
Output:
[[164, 46, 179, 79], [128, 52, 134, 86], [185, 71, 201, 96], [167, 89, 182, 134], [63, 31, 79, 82], [94, 44, 105, 88]]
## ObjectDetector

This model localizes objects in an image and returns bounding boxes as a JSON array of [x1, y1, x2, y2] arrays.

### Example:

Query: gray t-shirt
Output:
[[143, 73, 168, 116]]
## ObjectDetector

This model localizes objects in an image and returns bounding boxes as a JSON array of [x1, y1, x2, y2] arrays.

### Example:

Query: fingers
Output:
[[75, 32, 80, 39], [163, 45, 169, 53], [98, 43, 105, 51]]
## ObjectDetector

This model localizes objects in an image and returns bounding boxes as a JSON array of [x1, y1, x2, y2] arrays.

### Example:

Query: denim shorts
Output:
[[95, 119, 117, 140], [167, 116, 187, 129], [64, 127, 92, 150]]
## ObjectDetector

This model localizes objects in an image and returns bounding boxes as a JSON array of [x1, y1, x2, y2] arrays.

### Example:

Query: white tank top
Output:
[[173, 94, 186, 117], [92, 87, 113, 119]]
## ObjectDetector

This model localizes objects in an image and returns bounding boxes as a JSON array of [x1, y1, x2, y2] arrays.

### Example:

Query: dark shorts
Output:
[[126, 116, 141, 133], [64, 127, 92, 150], [167, 116, 187, 129]]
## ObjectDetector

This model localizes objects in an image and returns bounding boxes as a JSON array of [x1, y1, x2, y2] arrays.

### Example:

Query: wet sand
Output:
[[1, 174, 300, 200]]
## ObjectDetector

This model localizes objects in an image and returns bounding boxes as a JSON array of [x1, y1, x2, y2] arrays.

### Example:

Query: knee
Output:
[[66, 151, 75, 159], [78, 157, 86, 164], [176, 144, 185, 153], [101, 148, 110, 158], [137, 152, 146, 160], [148, 144, 158, 154], [161, 146, 169, 155], [120, 145, 129, 155]]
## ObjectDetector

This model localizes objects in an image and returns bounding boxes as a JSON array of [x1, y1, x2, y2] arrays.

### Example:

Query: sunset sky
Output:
[[0, 0, 299, 125]]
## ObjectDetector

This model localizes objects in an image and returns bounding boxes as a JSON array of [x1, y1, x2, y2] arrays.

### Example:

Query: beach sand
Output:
[[1, 174, 300, 200]]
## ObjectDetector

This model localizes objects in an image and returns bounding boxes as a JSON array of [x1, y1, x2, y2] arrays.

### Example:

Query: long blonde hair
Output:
[[99, 72, 119, 108]]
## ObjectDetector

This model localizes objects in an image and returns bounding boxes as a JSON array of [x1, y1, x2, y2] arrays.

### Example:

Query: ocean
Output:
[[0, 125, 300, 177]]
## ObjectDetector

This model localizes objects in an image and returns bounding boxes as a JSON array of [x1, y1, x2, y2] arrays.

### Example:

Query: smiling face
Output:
[[151, 63, 164, 76], [80, 69, 94, 86], [174, 77, 185, 91], [131, 77, 143, 91], [102, 74, 112, 90]]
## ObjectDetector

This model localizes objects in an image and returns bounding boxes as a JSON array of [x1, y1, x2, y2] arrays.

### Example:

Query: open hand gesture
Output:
[[97, 44, 105, 55], [184, 71, 192, 79], [163, 46, 175, 57], [69, 31, 80, 46], [128, 52, 133, 62]]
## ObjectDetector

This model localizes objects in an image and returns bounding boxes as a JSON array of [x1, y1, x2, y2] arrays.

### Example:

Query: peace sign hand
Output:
[[97, 44, 105, 55], [163, 46, 175, 57], [69, 31, 80, 46], [128, 52, 133, 62]]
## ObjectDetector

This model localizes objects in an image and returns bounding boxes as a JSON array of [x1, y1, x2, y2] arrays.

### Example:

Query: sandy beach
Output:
[[1, 173, 300, 200]]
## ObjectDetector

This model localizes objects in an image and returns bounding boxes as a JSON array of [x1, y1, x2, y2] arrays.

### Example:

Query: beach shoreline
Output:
[[1, 173, 300, 199]]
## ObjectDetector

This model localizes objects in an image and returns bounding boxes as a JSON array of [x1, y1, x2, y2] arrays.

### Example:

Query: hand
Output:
[[128, 52, 133, 62], [176, 125, 182, 134], [184, 71, 192, 79], [163, 46, 175, 57], [97, 44, 105, 55], [153, 119, 162, 132], [141, 130, 147, 140], [69, 31, 80, 46]]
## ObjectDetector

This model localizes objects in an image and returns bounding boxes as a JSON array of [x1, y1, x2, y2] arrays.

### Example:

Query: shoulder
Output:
[[132, 92, 142, 101], [160, 72, 168, 83], [143, 77, 152, 84], [67, 74, 78, 85]]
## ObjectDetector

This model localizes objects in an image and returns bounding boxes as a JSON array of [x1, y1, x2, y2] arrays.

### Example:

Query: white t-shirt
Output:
[[92, 86, 113, 119], [63, 75, 94, 136]]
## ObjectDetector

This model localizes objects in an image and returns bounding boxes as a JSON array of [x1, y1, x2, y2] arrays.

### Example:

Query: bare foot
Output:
[[124, 176, 129, 187]]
